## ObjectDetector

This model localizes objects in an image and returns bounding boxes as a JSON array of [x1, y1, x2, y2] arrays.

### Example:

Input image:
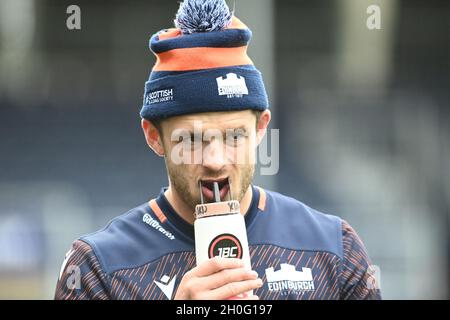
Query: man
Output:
[[55, 0, 381, 300]]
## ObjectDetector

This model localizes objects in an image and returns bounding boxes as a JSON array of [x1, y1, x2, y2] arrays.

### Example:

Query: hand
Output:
[[174, 257, 263, 300]]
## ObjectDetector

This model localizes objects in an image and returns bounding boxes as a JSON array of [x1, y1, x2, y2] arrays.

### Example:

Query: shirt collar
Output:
[[153, 185, 262, 242]]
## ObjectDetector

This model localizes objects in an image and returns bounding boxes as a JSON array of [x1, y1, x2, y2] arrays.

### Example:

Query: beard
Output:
[[164, 158, 255, 214]]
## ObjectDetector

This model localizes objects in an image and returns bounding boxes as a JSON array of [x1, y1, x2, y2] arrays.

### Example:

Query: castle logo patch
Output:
[[216, 73, 248, 98]]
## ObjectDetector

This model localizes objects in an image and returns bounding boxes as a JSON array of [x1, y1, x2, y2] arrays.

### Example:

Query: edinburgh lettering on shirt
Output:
[[145, 88, 174, 104]]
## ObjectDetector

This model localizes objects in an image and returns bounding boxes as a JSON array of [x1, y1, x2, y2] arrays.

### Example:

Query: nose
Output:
[[202, 137, 226, 172]]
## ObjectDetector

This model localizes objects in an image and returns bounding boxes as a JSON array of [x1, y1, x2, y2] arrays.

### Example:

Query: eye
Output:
[[185, 132, 203, 149], [232, 133, 244, 140], [226, 130, 248, 146]]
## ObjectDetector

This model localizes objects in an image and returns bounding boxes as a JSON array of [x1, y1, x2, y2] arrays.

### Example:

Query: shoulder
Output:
[[78, 202, 189, 275], [263, 189, 343, 230], [55, 239, 110, 299], [252, 188, 344, 258]]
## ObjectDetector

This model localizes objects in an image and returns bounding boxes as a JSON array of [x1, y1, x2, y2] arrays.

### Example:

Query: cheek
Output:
[[167, 163, 198, 189], [224, 145, 237, 162], [229, 141, 256, 165]]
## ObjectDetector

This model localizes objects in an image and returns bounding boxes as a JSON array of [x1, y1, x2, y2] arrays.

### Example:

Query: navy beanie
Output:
[[140, 0, 269, 121]]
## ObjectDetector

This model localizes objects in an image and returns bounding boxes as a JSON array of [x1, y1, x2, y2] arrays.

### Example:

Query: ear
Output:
[[256, 110, 271, 146], [141, 119, 165, 157]]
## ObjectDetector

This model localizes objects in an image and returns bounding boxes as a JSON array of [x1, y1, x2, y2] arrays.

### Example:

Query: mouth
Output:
[[199, 177, 230, 202]]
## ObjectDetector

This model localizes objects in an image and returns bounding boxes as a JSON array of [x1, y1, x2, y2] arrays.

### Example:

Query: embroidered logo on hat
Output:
[[145, 88, 174, 105], [216, 73, 248, 98]]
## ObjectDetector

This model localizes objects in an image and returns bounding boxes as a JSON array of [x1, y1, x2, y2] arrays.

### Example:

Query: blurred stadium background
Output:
[[0, 0, 449, 299]]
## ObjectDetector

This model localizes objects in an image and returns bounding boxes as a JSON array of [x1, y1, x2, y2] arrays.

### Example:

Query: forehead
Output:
[[163, 110, 255, 130]]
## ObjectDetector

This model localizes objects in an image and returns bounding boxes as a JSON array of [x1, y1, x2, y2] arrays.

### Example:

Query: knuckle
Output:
[[184, 270, 193, 279], [191, 290, 203, 300], [184, 279, 195, 292], [226, 282, 240, 297], [222, 269, 235, 283], [183, 270, 195, 282], [191, 292, 199, 300], [211, 257, 222, 269]]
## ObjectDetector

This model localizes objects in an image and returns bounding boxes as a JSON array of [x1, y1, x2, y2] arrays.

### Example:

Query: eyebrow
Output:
[[229, 126, 250, 132], [183, 125, 250, 135], [176, 127, 249, 143]]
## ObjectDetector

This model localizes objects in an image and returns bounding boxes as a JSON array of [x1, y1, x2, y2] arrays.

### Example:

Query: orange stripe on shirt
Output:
[[153, 46, 253, 71], [256, 186, 266, 211], [149, 199, 167, 223]]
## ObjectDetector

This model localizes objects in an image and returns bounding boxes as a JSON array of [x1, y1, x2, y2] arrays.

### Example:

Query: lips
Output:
[[200, 177, 230, 202]]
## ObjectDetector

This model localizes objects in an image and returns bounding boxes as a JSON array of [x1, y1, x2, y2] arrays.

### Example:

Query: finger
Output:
[[246, 295, 260, 300], [203, 268, 258, 290], [207, 278, 263, 300], [194, 257, 244, 277]]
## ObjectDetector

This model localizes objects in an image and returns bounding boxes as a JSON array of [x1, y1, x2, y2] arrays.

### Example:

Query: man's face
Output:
[[158, 110, 261, 211]]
